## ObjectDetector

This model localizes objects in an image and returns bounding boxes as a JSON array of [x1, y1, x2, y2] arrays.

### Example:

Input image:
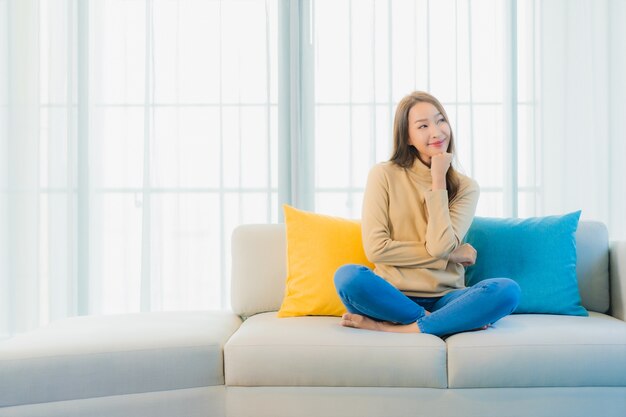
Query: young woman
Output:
[[333, 91, 520, 337]]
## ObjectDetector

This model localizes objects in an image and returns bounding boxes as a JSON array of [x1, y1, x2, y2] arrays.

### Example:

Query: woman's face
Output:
[[407, 101, 451, 166]]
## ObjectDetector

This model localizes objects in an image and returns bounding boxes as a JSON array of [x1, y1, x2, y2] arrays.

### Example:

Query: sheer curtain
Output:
[[303, 0, 626, 237], [307, 0, 517, 219], [538, 0, 626, 240], [1, 0, 625, 338], [305, 0, 626, 235], [1, 0, 278, 338]]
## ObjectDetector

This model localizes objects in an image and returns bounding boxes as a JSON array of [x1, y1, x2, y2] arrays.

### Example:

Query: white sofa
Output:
[[1, 221, 626, 417]]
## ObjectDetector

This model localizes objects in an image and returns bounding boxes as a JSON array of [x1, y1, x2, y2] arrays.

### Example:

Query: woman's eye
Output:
[[418, 124, 427, 129], [437, 118, 445, 124]]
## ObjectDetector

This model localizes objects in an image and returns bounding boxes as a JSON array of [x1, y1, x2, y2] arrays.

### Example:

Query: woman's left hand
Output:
[[449, 243, 477, 267]]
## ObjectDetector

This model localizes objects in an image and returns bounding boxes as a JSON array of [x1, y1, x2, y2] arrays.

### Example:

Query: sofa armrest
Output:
[[610, 241, 626, 321]]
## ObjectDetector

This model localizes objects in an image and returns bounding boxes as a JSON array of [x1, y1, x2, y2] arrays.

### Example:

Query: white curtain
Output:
[[1, 0, 278, 338], [306, 0, 516, 218], [1, 0, 625, 338], [538, 0, 626, 240], [305, 0, 626, 236]]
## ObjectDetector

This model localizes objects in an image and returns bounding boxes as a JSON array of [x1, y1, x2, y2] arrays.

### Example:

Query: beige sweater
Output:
[[361, 158, 479, 297]]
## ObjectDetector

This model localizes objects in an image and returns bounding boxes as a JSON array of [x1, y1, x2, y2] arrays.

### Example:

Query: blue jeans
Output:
[[334, 264, 521, 337]]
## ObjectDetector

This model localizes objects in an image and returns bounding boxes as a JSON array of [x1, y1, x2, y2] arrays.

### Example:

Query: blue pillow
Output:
[[464, 211, 587, 316]]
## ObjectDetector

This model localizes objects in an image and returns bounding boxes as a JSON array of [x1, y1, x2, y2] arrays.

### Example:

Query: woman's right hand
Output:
[[449, 243, 477, 267], [430, 152, 453, 190]]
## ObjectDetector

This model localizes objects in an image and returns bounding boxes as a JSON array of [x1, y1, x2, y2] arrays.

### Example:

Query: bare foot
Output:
[[339, 313, 421, 334], [339, 313, 385, 331]]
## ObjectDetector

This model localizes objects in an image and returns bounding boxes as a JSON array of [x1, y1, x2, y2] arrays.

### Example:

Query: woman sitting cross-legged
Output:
[[334, 91, 520, 337]]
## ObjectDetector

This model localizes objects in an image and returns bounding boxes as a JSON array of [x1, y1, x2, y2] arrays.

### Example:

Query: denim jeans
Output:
[[334, 264, 521, 337]]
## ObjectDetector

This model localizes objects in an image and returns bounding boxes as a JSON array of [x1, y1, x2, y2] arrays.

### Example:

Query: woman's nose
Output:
[[430, 125, 443, 137]]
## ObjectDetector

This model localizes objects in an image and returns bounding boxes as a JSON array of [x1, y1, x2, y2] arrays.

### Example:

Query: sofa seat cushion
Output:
[[446, 312, 626, 388], [0, 311, 242, 407], [224, 312, 447, 388]]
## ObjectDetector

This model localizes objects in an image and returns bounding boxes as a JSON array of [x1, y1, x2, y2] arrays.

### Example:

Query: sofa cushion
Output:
[[465, 211, 587, 316], [0, 311, 242, 407], [224, 312, 447, 388], [446, 312, 626, 388]]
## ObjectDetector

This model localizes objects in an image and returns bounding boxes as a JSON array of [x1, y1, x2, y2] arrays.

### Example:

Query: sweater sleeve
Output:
[[423, 178, 480, 258], [361, 165, 448, 270]]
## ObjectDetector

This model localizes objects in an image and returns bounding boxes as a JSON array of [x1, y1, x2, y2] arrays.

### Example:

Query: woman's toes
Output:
[[339, 313, 388, 332], [340, 314, 366, 329], [339, 314, 359, 328]]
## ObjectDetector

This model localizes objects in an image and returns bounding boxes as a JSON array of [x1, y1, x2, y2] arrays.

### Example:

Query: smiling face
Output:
[[407, 101, 451, 166]]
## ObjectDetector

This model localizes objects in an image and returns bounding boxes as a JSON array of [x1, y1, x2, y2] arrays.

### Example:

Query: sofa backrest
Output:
[[230, 221, 610, 318], [576, 221, 610, 313], [231, 224, 287, 318]]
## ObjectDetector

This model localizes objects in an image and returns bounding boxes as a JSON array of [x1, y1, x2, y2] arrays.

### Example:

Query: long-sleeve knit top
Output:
[[361, 158, 480, 297]]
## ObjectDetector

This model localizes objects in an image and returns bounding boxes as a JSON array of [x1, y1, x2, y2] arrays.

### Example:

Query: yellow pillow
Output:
[[277, 205, 375, 318]]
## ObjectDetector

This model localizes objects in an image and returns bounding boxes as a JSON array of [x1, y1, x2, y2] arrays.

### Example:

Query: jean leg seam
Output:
[[415, 317, 426, 333]]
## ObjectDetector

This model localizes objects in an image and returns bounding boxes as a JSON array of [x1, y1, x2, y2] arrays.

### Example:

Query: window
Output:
[[307, 0, 538, 220]]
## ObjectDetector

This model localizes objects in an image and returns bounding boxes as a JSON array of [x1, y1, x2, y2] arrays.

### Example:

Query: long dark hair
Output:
[[389, 91, 460, 202]]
